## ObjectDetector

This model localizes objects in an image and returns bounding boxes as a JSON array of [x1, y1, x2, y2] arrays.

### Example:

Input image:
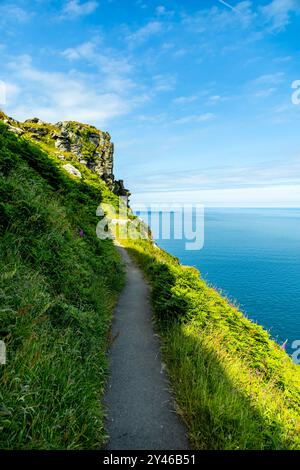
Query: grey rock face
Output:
[[114, 179, 131, 199], [52, 123, 130, 198], [0, 111, 130, 199], [88, 133, 100, 146], [63, 164, 82, 179], [52, 123, 115, 185], [8, 125, 24, 136]]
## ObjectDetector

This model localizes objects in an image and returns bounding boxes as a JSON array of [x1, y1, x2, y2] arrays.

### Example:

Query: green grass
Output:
[[121, 236, 300, 450], [2, 115, 300, 450], [0, 122, 124, 449]]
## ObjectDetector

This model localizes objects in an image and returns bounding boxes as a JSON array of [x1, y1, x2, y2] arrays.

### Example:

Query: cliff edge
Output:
[[0, 111, 130, 199]]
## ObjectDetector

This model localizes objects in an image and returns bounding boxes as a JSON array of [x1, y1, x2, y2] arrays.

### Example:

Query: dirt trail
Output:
[[103, 246, 189, 450]]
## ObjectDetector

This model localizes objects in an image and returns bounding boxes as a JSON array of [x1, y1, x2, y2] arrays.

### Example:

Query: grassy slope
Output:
[[122, 237, 300, 450], [0, 122, 124, 449], [1, 115, 300, 451]]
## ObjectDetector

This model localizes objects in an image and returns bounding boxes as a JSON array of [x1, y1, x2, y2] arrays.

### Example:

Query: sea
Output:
[[137, 208, 300, 358]]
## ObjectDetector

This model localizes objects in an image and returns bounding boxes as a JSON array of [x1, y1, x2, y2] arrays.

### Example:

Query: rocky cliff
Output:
[[0, 111, 130, 198]]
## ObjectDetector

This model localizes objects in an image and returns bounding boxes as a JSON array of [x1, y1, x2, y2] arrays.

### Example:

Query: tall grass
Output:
[[122, 237, 300, 450], [0, 122, 124, 449]]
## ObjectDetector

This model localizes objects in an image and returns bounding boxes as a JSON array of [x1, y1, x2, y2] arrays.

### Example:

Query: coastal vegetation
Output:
[[0, 120, 124, 449], [0, 113, 299, 450], [122, 237, 300, 449]]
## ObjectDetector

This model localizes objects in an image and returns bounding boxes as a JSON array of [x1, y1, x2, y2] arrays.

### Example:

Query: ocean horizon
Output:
[[138, 207, 300, 357]]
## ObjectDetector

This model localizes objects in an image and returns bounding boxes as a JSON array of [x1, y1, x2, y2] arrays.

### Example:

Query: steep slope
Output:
[[122, 237, 300, 449], [0, 116, 125, 449], [0, 111, 130, 198], [1, 110, 299, 451]]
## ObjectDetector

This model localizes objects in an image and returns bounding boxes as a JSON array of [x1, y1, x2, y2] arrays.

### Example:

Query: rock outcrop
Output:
[[63, 163, 82, 179], [0, 111, 130, 199]]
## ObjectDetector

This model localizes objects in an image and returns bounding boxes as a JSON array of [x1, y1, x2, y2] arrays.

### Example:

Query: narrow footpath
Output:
[[103, 246, 189, 450]]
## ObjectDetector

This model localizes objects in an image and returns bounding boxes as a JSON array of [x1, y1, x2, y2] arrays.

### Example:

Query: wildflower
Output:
[[280, 339, 288, 351], [79, 229, 85, 238]]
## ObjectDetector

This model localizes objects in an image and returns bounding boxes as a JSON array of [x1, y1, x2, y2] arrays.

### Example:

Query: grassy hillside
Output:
[[122, 237, 300, 450], [1, 113, 300, 451], [0, 121, 124, 449]]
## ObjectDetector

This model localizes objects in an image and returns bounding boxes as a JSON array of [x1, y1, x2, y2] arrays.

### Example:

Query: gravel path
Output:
[[103, 246, 189, 450]]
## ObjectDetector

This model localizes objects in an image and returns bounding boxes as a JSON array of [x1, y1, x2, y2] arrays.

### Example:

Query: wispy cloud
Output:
[[184, 1, 256, 34], [62, 40, 136, 93], [173, 95, 198, 105], [60, 0, 98, 19], [126, 21, 163, 45], [132, 185, 300, 208], [5, 54, 137, 126], [129, 158, 300, 193], [252, 87, 277, 99], [62, 40, 133, 73], [174, 113, 215, 125], [0, 3, 32, 24], [62, 41, 97, 60], [155, 5, 174, 17], [153, 74, 176, 92], [253, 72, 285, 85], [260, 0, 300, 32], [205, 94, 232, 106], [182, 0, 299, 46]]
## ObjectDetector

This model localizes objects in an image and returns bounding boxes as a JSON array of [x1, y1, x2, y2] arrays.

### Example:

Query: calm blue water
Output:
[[138, 208, 300, 355]]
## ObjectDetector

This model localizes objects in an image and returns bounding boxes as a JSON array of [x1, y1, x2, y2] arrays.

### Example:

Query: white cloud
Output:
[[62, 40, 135, 93], [253, 87, 277, 99], [62, 40, 132, 74], [184, 1, 256, 34], [137, 113, 168, 124], [127, 21, 163, 45], [260, 0, 300, 31], [62, 41, 97, 60], [3, 81, 21, 102], [247, 73, 285, 101], [254, 72, 285, 85], [60, 0, 98, 19], [137, 159, 300, 191], [132, 185, 300, 208], [273, 55, 292, 63], [183, 0, 299, 39], [173, 48, 187, 58], [0, 3, 32, 23], [174, 113, 215, 125], [4, 55, 136, 126], [156, 5, 166, 15], [208, 95, 222, 102], [155, 5, 174, 17], [153, 74, 176, 92], [173, 95, 198, 105], [0, 79, 20, 106], [205, 94, 232, 106], [130, 159, 300, 206]]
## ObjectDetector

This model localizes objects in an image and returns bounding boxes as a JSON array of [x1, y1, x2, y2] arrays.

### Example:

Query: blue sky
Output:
[[1, 0, 300, 206]]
